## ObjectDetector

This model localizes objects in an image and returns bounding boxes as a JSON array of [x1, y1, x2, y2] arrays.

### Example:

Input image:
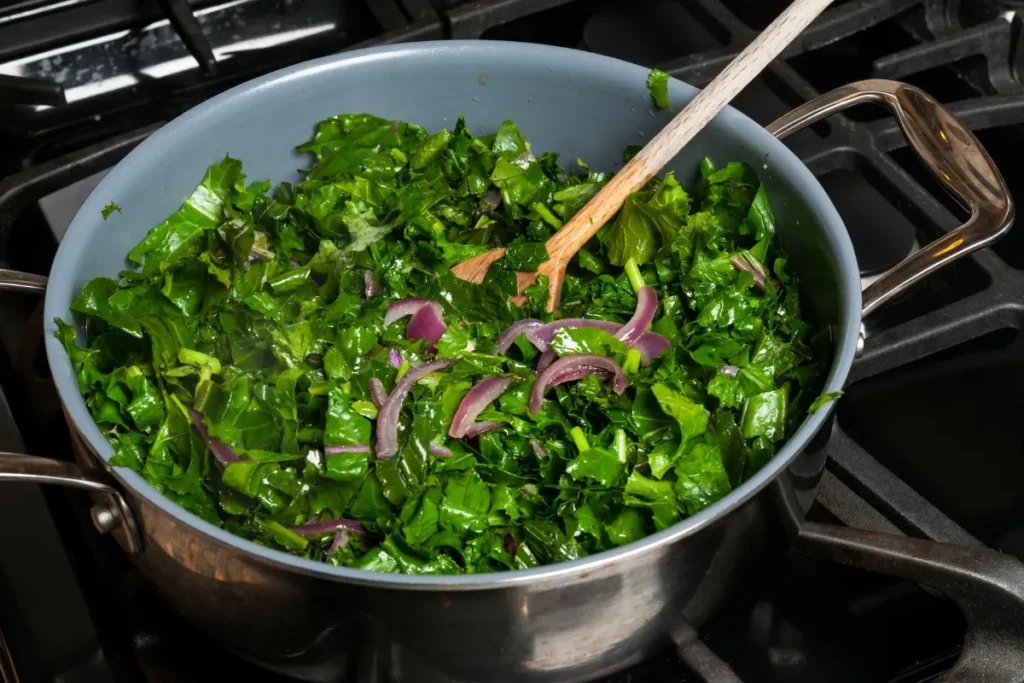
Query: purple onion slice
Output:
[[527, 318, 621, 352], [384, 298, 439, 326], [388, 348, 402, 369], [528, 317, 669, 366], [292, 518, 367, 536], [536, 349, 557, 372], [429, 444, 453, 458], [325, 444, 370, 455], [376, 358, 455, 459], [730, 255, 766, 291], [616, 286, 657, 345], [327, 533, 349, 557], [449, 376, 514, 438], [463, 421, 504, 438], [504, 534, 518, 555], [406, 304, 447, 351], [529, 354, 627, 415], [635, 332, 671, 364], [364, 270, 383, 297], [529, 440, 547, 460], [188, 409, 241, 465], [368, 377, 388, 409], [719, 365, 740, 377], [494, 318, 544, 354]]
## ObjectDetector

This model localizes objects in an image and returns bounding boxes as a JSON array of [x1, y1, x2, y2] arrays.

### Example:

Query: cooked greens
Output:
[[57, 113, 832, 574], [647, 68, 670, 109], [101, 201, 122, 219]]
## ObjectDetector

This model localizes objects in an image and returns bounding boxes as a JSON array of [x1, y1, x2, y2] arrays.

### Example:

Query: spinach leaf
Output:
[[129, 157, 243, 276], [647, 69, 670, 109], [503, 239, 549, 272]]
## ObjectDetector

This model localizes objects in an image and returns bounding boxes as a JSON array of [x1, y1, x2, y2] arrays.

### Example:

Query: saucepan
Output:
[[0, 42, 1021, 683]]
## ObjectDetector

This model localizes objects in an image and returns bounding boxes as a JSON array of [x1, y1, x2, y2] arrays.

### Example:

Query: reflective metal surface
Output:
[[0, 75, 1014, 681], [0, 626, 18, 683], [65, 421, 792, 682], [767, 79, 1016, 318], [0, 269, 47, 294], [0, 451, 139, 552]]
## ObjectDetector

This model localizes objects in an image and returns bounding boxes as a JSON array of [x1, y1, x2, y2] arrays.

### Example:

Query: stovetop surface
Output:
[[3, 1, 1024, 682]]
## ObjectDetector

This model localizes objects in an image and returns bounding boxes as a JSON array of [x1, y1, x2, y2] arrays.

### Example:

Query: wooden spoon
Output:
[[451, 0, 834, 311]]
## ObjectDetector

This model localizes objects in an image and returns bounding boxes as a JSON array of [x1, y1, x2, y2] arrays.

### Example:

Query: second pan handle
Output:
[[767, 79, 1014, 318]]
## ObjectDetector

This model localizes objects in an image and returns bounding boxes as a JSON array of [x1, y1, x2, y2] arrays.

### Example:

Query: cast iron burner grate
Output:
[[3, 0, 1024, 682]]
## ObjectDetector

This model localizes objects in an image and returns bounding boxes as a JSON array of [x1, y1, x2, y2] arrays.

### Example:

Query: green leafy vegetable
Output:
[[102, 202, 122, 219], [647, 69, 670, 109], [57, 110, 832, 574], [503, 239, 549, 272], [809, 391, 844, 413]]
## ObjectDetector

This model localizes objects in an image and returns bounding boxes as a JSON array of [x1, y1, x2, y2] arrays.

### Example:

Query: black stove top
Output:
[[3, 1, 1024, 682]]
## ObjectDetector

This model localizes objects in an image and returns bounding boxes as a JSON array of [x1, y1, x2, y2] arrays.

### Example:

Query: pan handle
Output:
[[0, 269, 47, 294], [0, 452, 141, 553], [795, 522, 1024, 682], [767, 79, 1014, 319], [769, 469, 1024, 683]]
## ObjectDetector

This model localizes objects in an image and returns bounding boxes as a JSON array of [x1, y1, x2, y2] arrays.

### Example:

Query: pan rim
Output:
[[43, 39, 861, 590]]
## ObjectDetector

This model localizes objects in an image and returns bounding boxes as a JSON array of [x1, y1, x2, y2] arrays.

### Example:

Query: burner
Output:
[[582, 0, 720, 64], [817, 169, 917, 277]]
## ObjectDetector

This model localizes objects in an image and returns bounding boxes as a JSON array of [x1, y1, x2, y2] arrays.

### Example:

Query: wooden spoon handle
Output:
[[543, 0, 834, 265]]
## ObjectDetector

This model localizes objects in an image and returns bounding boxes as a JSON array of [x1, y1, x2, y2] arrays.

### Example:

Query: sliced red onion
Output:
[[495, 318, 544, 354], [530, 440, 547, 459], [368, 377, 388, 408], [406, 304, 447, 351], [384, 298, 441, 326], [188, 409, 240, 465], [463, 421, 503, 438], [450, 376, 514, 438], [719, 365, 740, 377], [536, 349, 557, 371], [364, 270, 383, 297], [289, 258, 301, 268], [616, 286, 657, 345], [429, 444, 453, 458], [389, 348, 402, 369], [327, 532, 349, 557], [635, 332, 671, 364], [293, 518, 367, 536], [731, 255, 766, 291], [527, 319, 622, 351], [376, 358, 455, 459], [529, 354, 627, 415], [504, 534, 518, 555], [325, 444, 370, 455], [528, 317, 669, 365]]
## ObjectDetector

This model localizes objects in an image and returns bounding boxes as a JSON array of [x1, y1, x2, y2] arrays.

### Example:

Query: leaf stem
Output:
[[570, 426, 590, 453], [623, 348, 642, 375], [624, 258, 645, 295]]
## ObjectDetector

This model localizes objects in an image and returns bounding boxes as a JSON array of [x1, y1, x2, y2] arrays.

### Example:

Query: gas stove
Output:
[[3, 1, 1024, 682]]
